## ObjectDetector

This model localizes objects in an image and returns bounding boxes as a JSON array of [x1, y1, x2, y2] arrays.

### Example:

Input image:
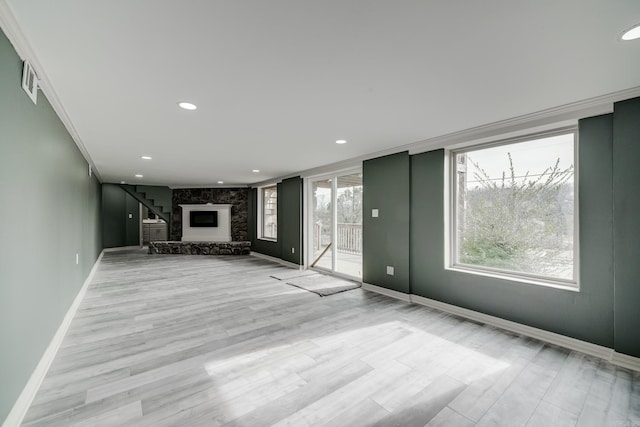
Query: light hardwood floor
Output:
[[22, 249, 640, 426]]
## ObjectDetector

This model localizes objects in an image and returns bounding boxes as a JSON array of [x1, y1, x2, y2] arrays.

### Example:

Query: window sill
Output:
[[446, 265, 579, 292], [258, 237, 277, 243]]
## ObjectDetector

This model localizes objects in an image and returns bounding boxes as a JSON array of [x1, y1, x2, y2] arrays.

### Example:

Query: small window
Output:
[[260, 186, 278, 240], [450, 129, 577, 288]]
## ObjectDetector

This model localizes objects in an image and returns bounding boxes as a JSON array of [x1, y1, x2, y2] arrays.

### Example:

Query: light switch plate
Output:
[[386, 266, 394, 275], [372, 209, 379, 218]]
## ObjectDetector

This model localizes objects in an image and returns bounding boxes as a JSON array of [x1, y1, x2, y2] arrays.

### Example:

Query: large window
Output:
[[450, 129, 577, 288], [260, 186, 277, 240]]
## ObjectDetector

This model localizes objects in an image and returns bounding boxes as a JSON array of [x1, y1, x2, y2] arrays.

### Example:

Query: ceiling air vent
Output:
[[21, 60, 38, 104]]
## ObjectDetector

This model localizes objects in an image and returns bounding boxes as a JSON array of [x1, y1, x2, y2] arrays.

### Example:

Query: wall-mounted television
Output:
[[190, 210, 218, 227]]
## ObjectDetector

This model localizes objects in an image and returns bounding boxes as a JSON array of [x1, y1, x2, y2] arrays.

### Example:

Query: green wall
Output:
[[102, 184, 141, 248], [0, 29, 102, 423], [613, 98, 640, 357], [250, 177, 303, 264], [362, 152, 411, 293], [280, 177, 303, 264]]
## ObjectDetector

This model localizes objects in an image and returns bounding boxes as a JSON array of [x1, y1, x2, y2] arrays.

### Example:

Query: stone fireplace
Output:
[[171, 188, 249, 242]]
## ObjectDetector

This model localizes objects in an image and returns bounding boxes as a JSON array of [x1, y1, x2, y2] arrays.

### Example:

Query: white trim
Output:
[[302, 176, 309, 269], [407, 86, 640, 155], [305, 167, 363, 277], [409, 294, 613, 361], [447, 127, 580, 290], [250, 251, 302, 270], [361, 283, 411, 302], [445, 266, 579, 293], [0, 1, 102, 182], [611, 352, 640, 372], [103, 245, 142, 252], [2, 250, 104, 427], [257, 185, 278, 241], [361, 284, 640, 372], [249, 86, 640, 188], [170, 184, 251, 189]]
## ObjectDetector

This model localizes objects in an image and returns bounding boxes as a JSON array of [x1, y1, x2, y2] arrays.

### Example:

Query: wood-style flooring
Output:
[[22, 249, 640, 426]]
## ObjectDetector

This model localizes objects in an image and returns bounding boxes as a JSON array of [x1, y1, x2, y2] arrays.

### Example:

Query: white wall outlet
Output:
[[386, 266, 394, 275], [372, 209, 379, 218], [128, 213, 133, 219], [291, 247, 295, 254], [76, 253, 79, 265]]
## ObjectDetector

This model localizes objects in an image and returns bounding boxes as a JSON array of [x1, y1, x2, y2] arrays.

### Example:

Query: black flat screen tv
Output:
[[190, 210, 218, 227]]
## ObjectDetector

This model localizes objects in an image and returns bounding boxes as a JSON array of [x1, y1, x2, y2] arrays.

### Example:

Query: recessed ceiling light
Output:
[[252, 169, 260, 173], [141, 156, 152, 160], [135, 174, 143, 178], [336, 139, 347, 144], [217, 181, 224, 184], [177, 102, 197, 110], [621, 24, 640, 41]]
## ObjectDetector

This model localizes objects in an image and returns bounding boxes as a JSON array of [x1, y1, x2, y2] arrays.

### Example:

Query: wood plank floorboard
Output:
[[21, 248, 640, 426]]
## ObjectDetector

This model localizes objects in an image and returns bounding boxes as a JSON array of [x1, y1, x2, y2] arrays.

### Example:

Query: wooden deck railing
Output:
[[313, 222, 362, 255]]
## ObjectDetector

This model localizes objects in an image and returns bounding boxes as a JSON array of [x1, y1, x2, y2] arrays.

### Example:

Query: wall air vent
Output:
[[21, 60, 38, 104]]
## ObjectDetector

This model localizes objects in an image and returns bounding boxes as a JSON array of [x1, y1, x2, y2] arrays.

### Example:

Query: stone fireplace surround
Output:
[[171, 188, 249, 242], [145, 188, 251, 256]]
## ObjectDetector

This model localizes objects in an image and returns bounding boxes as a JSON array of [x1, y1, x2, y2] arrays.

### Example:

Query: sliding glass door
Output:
[[309, 170, 362, 279]]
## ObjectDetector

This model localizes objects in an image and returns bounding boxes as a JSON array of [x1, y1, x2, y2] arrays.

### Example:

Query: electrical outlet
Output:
[[128, 213, 133, 219], [372, 209, 379, 218], [386, 266, 394, 275], [291, 247, 295, 254], [76, 253, 79, 265]]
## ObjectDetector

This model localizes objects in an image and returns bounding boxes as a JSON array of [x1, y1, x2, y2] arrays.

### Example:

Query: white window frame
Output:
[[258, 185, 278, 241], [447, 127, 580, 291]]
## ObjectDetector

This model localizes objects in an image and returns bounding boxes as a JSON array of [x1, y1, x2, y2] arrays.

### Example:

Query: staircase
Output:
[[120, 185, 172, 224]]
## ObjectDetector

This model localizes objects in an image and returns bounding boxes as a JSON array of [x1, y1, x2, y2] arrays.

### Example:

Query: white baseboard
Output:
[[410, 294, 614, 361], [2, 251, 104, 427], [103, 245, 142, 252], [361, 285, 640, 372], [250, 251, 302, 270], [361, 283, 411, 302], [611, 351, 640, 372]]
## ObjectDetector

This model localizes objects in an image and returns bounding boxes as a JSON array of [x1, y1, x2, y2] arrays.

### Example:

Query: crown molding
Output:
[[253, 86, 640, 186], [169, 184, 251, 189], [0, 0, 102, 182], [406, 86, 640, 155]]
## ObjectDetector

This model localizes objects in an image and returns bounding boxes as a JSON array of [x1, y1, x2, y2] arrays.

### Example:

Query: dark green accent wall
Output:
[[613, 98, 640, 358], [250, 177, 303, 264], [363, 152, 411, 293], [409, 115, 616, 346], [0, 29, 102, 423], [280, 177, 303, 264], [101, 184, 140, 248]]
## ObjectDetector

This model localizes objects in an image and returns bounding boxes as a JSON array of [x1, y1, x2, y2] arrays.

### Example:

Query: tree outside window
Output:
[[453, 131, 576, 284]]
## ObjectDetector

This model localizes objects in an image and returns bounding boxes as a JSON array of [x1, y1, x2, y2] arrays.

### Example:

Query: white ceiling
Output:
[[4, 0, 640, 186]]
